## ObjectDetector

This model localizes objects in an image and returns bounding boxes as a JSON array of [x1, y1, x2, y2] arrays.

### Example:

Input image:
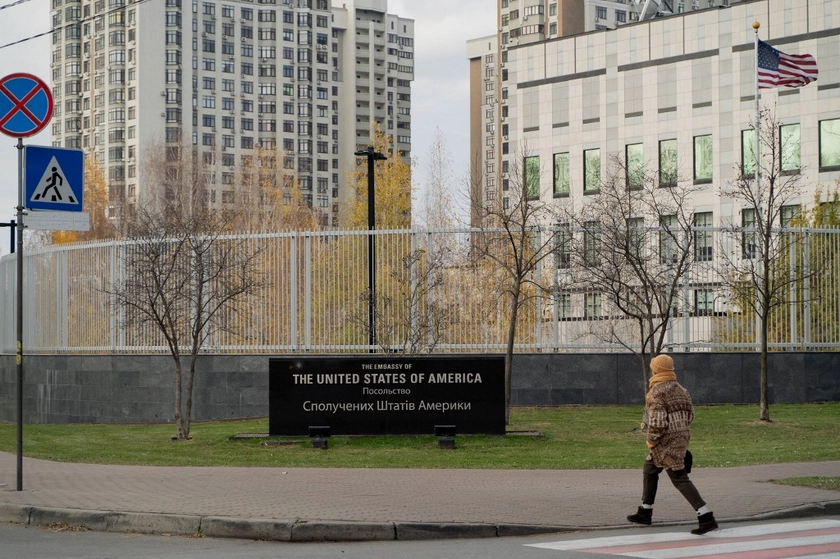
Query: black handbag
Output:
[[685, 449, 693, 474]]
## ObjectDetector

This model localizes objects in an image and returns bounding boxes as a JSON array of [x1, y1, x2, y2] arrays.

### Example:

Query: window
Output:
[[584, 221, 600, 267], [819, 119, 840, 170], [525, 155, 540, 200], [627, 217, 645, 259], [780, 123, 801, 173], [781, 204, 800, 227], [553, 152, 569, 197], [556, 224, 571, 269], [694, 212, 713, 261], [626, 143, 643, 190], [742, 208, 756, 259], [659, 214, 678, 264], [741, 129, 755, 178], [584, 148, 600, 193], [585, 292, 602, 318], [693, 134, 713, 182], [659, 139, 677, 187], [695, 289, 714, 316]]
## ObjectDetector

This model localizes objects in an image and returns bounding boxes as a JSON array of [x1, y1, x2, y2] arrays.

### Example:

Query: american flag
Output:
[[757, 39, 818, 89]]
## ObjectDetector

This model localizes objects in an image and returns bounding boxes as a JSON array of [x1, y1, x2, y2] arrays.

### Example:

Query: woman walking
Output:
[[627, 354, 718, 535]]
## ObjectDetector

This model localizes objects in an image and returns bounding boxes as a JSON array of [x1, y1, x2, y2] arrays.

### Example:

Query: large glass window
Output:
[[694, 211, 713, 262], [659, 139, 677, 187], [626, 143, 644, 189], [694, 135, 713, 182], [525, 155, 540, 200], [584, 148, 600, 193], [819, 119, 840, 170], [741, 129, 755, 178], [553, 152, 569, 197], [780, 123, 801, 173]]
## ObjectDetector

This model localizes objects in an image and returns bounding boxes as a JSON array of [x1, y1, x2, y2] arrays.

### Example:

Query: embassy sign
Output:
[[269, 356, 505, 435]]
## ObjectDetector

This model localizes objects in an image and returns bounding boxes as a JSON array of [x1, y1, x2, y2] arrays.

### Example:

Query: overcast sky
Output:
[[0, 0, 495, 247]]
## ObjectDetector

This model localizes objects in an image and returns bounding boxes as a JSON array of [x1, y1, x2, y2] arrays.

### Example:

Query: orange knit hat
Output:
[[650, 354, 675, 375]]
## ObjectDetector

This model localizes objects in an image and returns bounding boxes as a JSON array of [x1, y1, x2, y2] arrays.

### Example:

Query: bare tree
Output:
[[474, 147, 561, 423], [560, 152, 698, 389], [417, 127, 460, 229], [368, 237, 455, 354], [108, 147, 265, 440], [717, 107, 815, 422]]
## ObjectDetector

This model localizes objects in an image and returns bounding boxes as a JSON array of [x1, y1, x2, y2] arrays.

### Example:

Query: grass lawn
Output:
[[1, 403, 838, 471]]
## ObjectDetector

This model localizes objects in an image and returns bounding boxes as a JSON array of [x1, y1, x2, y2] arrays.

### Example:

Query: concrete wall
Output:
[[1, 353, 838, 424]]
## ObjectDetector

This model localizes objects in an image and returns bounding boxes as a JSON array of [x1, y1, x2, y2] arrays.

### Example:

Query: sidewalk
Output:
[[1, 452, 839, 542]]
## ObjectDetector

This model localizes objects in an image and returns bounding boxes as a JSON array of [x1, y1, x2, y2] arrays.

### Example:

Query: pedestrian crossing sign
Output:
[[24, 145, 84, 212]]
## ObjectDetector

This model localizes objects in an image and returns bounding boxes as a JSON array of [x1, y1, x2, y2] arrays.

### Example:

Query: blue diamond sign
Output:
[[25, 146, 84, 212]]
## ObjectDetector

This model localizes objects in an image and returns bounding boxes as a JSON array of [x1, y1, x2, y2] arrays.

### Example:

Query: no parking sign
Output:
[[0, 73, 53, 138]]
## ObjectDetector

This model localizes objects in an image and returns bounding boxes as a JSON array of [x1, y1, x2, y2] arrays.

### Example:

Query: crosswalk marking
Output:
[[526, 519, 840, 559]]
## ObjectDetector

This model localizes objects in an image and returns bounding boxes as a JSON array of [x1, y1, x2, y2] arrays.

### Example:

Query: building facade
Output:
[[497, 0, 839, 222], [468, 0, 767, 225], [48, 0, 413, 227], [470, 0, 839, 226]]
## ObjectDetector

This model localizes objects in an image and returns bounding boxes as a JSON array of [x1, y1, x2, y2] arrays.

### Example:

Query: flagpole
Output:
[[753, 21, 761, 356], [753, 21, 761, 191]]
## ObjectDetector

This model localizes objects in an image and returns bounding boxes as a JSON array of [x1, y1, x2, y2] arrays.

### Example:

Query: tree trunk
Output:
[[174, 355, 188, 440], [504, 282, 521, 425], [759, 308, 771, 422], [184, 352, 197, 440]]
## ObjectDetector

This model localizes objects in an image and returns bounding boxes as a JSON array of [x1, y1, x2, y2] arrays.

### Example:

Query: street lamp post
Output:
[[354, 146, 387, 352]]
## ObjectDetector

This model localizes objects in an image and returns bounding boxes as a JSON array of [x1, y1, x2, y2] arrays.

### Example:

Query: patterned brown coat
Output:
[[646, 380, 694, 470]]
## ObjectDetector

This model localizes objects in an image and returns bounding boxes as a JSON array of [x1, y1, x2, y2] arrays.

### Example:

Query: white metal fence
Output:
[[1, 226, 839, 354]]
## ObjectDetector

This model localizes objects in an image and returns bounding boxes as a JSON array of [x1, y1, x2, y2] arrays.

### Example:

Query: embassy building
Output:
[[469, 0, 840, 228], [48, 0, 413, 226]]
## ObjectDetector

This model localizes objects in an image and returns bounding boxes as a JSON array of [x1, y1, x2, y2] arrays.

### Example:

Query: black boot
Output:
[[627, 506, 652, 525], [691, 512, 718, 535]]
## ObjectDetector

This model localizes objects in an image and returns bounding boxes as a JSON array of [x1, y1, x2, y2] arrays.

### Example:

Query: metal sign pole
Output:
[[1, 72, 55, 492], [15, 137, 24, 491]]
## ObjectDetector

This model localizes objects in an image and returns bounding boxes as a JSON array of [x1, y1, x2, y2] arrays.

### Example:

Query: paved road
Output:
[[1, 453, 839, 541], [528, 518, 840, 558]]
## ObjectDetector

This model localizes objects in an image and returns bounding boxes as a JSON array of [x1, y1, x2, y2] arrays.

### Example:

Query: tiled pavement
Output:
[[1, 452, 838, 541]]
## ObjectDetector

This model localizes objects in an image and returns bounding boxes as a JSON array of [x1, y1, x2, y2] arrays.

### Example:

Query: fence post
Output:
[[290, 233, 298, 352], [303, 233, 312, 351], [802, 230, 811, 348]]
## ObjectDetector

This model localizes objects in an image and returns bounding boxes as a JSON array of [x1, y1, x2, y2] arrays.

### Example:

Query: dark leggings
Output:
[[642, 459, 706, 510]]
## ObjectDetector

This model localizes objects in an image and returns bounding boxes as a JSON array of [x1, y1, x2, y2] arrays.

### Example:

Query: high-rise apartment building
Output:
[[48, 0, 412, 227]]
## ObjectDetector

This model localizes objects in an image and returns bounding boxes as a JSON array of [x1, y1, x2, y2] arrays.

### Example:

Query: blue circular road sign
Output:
[[0, 73, 54, 138]]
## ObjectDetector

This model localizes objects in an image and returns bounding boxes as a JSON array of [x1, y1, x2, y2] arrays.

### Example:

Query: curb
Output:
[[1, 501, 839, 542]]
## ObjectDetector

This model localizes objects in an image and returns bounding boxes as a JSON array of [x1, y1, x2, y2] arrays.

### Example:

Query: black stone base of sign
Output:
[[437, 437, 456, 449]]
